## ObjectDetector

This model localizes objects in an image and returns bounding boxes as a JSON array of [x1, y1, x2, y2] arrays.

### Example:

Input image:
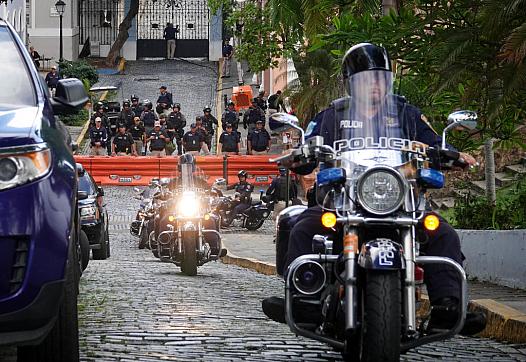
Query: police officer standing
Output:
[[89, 117, 108, 156], [112, 124, 137, 156], [195, 118, 210, 155], [222, 101, 240, 131], [90, 102, 111, 129], [255, 90, 267, 112], [129, 116, 145, 155], [217, 123, 241, 155], [156, 85, 173, 115], [183, 123, 205, 155], [141, 100, 158, 149], [131, 95, 144, 118], [168, 103, 186, 155], [200, 107, 218, 151], [247, 120, 271, 154], [118, 99, 135, 129], [243, 98, 266, 132], [145, 120, 168, 157]]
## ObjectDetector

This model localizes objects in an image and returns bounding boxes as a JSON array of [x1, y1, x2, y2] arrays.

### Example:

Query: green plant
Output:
[[58, 60, 99, 88], [61, 108, 89, 127]]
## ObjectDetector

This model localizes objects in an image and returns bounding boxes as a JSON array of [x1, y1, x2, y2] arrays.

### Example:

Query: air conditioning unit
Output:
[[90, 40, 100, 57]]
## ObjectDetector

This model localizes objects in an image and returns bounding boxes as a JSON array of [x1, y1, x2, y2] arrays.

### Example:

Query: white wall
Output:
[[1, 0, 27, 43]]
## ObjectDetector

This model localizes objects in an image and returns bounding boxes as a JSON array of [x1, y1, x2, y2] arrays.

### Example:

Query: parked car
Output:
[[0, 19, 88, 361], [77, 163, 110, 261]]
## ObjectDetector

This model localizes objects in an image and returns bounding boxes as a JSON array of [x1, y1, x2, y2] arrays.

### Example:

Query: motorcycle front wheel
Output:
[[245, 217, 265, 231], [180, 232, 198, 276], [345, 270, 401, 362]]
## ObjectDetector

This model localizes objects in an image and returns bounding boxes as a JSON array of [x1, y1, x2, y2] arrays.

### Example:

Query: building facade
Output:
[[1, 0, 27, 43]]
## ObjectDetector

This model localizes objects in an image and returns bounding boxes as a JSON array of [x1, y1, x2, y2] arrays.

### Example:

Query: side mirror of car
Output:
[[97, 187, 104, 197], [78, 191, 89, 201], [51, 78, 89, 116]]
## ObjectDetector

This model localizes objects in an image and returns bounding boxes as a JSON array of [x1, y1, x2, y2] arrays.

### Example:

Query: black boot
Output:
[[428, 297, 487, 336], [261, 296, 322, 325]]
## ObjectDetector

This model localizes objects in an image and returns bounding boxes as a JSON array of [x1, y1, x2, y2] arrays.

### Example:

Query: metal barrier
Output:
[[74, 155, 280, 186]]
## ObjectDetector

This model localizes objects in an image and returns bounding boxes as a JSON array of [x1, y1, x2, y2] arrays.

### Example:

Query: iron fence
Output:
[[79, 0, 125, 46]]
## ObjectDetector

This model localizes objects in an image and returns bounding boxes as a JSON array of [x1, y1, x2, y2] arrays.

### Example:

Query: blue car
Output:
[[0, 19, 88, 361]]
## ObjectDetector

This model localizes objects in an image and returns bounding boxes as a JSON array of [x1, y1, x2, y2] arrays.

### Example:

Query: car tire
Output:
[[18, 240, 80, 362], [79, 230, 90, 271], [92, 228, 108, 260]]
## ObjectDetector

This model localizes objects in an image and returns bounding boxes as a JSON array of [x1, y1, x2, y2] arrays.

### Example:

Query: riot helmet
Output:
[[173, 103, 181, 110], [131, 94, 139, 102], [278, 167, 287, 176], [238, 170, 248, 180], [203, 106, 212, 113], [123, 99, 131, 107], [144, 99, 153, 110]]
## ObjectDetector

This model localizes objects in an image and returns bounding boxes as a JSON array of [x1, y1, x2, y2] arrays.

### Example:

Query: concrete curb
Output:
[[75, 90, 109, 150], [221, 252, 526, 343]]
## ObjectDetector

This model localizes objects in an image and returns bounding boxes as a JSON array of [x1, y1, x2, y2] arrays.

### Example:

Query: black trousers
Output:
[[285, 207, 464, 303]]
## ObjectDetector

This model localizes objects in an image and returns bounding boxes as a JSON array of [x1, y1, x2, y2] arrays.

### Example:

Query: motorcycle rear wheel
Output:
[[345, 270, 401, 362], [180, 232, 198, 276], [245, 217, 264, 230]]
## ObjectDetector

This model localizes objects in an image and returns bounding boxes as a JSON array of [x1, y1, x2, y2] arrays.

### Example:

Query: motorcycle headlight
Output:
[[356, 167, 405, 215], [178, 191, 199, 217], [80, 205, 98, 221], [0, 148, 51, 191]]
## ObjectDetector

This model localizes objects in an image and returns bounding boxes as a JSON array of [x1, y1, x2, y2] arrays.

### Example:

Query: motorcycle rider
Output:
[[200, 107, 218, 151], [168, 103, 186, 155], [225, 170, 254, 223], [118, 99, 135, 129], [222, 100, 240, 131], [262, 43, 486, 335]]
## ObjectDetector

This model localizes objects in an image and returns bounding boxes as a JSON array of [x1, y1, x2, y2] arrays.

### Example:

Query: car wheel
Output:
[[79, 230, 90, 271], [18, 241, 80, 361], [92, 228, 108, 260]]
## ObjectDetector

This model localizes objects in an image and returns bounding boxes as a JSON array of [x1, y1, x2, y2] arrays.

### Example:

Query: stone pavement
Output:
[[71, 186, 526, 361]]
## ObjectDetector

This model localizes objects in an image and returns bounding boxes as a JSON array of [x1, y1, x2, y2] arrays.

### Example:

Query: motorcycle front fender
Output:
[[357, 238, 405, 270]]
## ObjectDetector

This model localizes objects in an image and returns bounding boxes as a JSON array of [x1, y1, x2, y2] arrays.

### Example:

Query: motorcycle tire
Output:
[[245, 217, 265, 231], [345, 270, 401, 362], [79, 230, 90, 271], [180, 232, 198, 276], [138, 227, 148, 249]]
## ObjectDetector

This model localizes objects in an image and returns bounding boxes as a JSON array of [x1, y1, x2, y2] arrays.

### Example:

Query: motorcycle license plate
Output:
[[119, 177, 132, 183]]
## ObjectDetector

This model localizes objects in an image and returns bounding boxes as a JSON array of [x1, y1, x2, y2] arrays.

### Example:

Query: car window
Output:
[[78, 173, 96, 195], [0, 26, 36, 108]]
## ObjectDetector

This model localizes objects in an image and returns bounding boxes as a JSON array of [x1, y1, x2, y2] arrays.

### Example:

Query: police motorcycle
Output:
[[213, 186, 274, 231], [154, 163, 226, 276], [130, 182, 160, 249], [268, 107, 477, 361]]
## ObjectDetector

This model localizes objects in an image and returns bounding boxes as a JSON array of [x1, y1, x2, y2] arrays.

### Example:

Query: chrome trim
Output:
[[285, 254, 344, 350], [0, 143, 48, 155], [338, 214, 422, 226], [402, 229, 416, 332], [291, 260, 327, 295]]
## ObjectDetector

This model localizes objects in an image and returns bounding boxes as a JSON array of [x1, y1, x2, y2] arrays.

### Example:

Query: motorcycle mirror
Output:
[[269, 112, 305, 144], [442, 110, 478, 149]]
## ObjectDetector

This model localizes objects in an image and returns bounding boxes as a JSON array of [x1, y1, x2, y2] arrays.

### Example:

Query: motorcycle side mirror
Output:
[[134, 187, 142, 193], [312, 235, 333, 254], [269, 112, 305, 144], [442, 110, 478, 149]]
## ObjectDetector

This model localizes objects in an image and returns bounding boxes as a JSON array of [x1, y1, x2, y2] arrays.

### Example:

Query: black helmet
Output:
[[342, 44, 392, 94], [173, 103, 181, 110], [131, 94, 139, 101], [144, 99, 153, 109], [227, 100, 235, 106], [96, 101, 104, 111], [238, 170, 248, 178], [123, 99, 130, 107], [278, 167, 287, 176], [203, 106, 212, 113]]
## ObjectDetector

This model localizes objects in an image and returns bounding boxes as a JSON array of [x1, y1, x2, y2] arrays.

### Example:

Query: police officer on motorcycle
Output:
[[262, 43, 486, 336], [225, 170, 254, 223], [266, 167, 298, 213], [168, 103, 186, 155]]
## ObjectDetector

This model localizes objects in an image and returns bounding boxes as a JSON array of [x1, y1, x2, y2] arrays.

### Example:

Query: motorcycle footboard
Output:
[[284, 254, 344, 350], [401, 256, 467, 351]]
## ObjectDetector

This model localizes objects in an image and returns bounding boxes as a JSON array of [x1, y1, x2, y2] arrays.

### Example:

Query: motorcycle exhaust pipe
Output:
[[291, 260, 327, 295]]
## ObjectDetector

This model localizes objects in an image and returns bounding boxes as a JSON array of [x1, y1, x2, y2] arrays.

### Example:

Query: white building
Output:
[[1, 0, 27, 43]]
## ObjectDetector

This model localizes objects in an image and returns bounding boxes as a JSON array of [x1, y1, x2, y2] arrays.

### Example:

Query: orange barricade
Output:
[[73, 155, 281, 187], [231, 85, 253, 112]]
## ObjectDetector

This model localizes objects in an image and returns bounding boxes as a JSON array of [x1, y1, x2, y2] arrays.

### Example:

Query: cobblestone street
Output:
[[76, 186, 526, 361]]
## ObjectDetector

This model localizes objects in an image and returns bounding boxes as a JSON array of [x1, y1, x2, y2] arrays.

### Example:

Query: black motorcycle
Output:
[[214, 190, 274, 231]]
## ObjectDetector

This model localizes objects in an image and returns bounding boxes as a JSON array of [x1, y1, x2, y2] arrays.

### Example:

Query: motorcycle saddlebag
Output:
[[275, 206, 307, 276]]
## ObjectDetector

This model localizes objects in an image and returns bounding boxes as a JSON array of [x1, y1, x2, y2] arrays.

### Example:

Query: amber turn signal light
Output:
[[321, 212, 337, 228], [423, 214, 440, 231]]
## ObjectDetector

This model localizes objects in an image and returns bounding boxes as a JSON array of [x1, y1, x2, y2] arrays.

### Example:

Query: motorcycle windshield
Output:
[[317, 70, 423, 211], [180, 163, 195, 189]]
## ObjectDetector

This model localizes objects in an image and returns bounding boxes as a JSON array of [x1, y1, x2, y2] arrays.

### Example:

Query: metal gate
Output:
[[79, 0, 124, 57], [137, 0, 209, 58]]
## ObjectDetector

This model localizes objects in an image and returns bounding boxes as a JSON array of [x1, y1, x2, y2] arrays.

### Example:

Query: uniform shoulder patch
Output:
[[420, 114, 438, 135]]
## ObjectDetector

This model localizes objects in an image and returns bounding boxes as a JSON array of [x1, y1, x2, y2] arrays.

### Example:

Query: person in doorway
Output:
[[45, 66, 61, 95], [112, 124, 137, 156], [129, 116, 145, 155], [89, 117, 108, 156], [183, 123, 205, 155], [163, 23, 179, 59], [221, 40, 234, 78], [217, 123, 241, 155], [29, 46, 41, 69], [146, 120, 168, 157], [247, 120, 271, 155]]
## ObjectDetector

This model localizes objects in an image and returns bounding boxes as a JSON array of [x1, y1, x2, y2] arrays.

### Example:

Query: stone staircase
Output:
[[430, 157, 526, 211]]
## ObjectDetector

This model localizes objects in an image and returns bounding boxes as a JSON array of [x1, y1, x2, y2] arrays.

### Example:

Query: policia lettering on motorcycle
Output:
[[225, 170, 254, 223], [262, 43, 486, 336]]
